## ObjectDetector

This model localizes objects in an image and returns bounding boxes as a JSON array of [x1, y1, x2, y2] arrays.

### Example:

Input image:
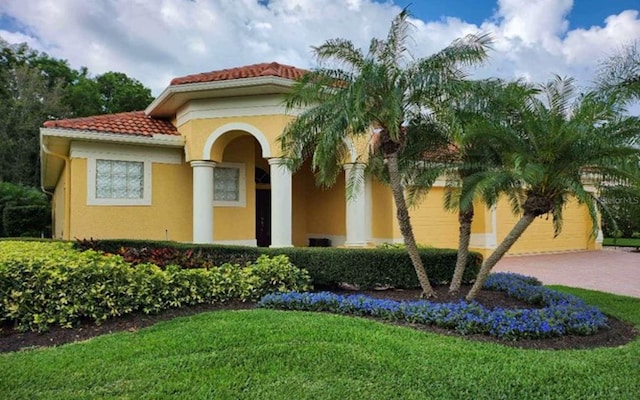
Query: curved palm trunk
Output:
[[449, 206, 474, 294], [466, 213, 536, 300], [386, 152, 436, 298]]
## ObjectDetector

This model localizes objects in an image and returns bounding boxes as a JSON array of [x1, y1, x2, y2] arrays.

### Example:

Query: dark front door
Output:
[[256, 189, 271, 247]]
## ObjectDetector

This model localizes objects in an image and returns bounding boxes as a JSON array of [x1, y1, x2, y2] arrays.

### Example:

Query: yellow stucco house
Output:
[[40, 62, 602, 256]]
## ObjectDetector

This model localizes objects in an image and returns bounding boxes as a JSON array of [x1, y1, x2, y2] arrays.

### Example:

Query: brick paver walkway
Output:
[[493, 248, 639, 298]]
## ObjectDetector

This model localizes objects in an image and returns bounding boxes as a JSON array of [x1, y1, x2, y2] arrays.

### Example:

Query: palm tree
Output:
[[596, 42, 639, 104], [278, 10, 492, 297], [465, 75, 640, 300], [402, 79, 536, 294], [442, 80, 536, 294]]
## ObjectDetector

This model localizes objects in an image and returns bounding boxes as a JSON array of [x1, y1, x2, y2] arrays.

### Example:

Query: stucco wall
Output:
[[385, 186, 596, 255], [398, 187, 460, 249], [69, 157, 193, 242], [495, 197, 595, 254], [291, 160, 347, 246]]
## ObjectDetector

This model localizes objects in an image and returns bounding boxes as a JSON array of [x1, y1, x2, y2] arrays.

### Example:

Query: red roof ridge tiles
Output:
[[170, 62, 308, 86], [42, 111, 178, 137]]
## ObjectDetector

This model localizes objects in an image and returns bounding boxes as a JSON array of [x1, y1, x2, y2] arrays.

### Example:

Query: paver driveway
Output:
[[493, 248, 639, 298]]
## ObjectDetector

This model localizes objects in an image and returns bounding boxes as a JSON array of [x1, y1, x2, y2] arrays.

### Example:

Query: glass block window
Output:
[[95, 159, 144, 199], [214, 167, 240, 201]]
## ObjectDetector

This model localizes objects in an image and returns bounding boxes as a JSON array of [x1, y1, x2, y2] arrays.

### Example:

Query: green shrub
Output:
[[74, 239, 482, 290], [0, 241, 310, 332], [3, 205, 50, 237], [74, 238, 261, 268], [263, 247, 480, 289], [0, 183, 49, 237]]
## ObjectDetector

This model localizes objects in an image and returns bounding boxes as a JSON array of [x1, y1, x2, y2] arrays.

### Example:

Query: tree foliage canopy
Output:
[[0, 37, 155, 188]]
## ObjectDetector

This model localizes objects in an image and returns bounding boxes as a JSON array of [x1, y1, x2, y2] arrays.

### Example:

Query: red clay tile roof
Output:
[[42, 111, 178, 137], [170, 62, 308, 86]]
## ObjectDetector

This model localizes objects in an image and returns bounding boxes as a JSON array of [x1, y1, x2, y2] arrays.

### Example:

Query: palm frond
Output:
[[314, 39, 366, 71], [379, 8, 413, 67]]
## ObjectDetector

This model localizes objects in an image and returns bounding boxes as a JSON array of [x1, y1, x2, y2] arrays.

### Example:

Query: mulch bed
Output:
[[1, 286, 637, 353]]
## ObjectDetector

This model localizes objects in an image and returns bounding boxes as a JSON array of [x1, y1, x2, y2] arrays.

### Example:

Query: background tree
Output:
[[595, 42, 640, 239], [465, 76, 640, 299], [600, 184, 640, 238], [94, 71, 153, 115], [0, 64, 69, 186], [279, 10, 491, 297], [0, 182, 48, 237], [0, 36, 155, 188]]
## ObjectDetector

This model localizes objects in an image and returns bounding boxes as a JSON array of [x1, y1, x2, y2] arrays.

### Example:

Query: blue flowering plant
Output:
[[258, 273, 609, 340]]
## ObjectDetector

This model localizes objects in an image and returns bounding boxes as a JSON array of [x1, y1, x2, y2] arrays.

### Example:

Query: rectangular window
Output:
[[214, 167, 239, 201], [213, 162, 246, 207], [96, 159, 144, 199]]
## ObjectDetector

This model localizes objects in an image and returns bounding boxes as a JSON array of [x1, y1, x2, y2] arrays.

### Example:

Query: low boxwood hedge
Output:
[[74, 239, 482, 289]]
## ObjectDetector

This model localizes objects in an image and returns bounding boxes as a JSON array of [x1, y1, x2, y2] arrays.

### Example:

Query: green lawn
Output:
[[603, 237, 640, 247], [1, 287, 639, 400]]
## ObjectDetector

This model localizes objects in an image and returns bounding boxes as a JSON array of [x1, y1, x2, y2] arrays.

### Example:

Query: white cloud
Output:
[[0, 0, 638, 100]]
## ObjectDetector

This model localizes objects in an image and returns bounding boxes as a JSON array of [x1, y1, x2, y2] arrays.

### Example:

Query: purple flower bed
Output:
[[257, 273, 608, 340]]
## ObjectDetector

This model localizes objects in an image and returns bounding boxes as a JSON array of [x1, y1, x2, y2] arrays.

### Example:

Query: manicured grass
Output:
[[1, 288, 638, 399], [603, 237, 640, 248]]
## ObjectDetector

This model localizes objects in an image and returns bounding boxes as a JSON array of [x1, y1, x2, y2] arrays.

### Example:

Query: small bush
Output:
[[258, 273, 609, 340], [74, 239, 482, 289], [0, 182, 49, 237], [0, 241, 310, 332], [74, 238, 261, 268], [2, 205, 50, 237]]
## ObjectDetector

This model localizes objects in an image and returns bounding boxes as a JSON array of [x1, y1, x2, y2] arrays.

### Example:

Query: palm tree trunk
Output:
[[386, 152, 436, 298], [465, 213, 536, 300], [449, 206, 474, 294]]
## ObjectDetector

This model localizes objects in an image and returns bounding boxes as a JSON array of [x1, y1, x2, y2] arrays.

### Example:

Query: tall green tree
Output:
[[94, 71, 154, 115], [0, 64, 69, 187], [278, 10, 491, 297], [594, 42, 640, 238], [0, 37, 155, 188], [465, 76, 640, 299]]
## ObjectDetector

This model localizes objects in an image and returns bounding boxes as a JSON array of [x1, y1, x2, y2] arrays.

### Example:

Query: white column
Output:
[[344, 163, 368, 247], [191, 160, 215, 244], [269, 158, 293, 247]]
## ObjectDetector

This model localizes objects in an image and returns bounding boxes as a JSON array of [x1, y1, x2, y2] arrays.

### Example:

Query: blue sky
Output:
[[0, 0, 638, 98], [388, 0, 639, 30]]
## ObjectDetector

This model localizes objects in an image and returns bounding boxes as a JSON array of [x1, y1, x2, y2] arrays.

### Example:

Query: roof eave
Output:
[[40, 127, 184, 146], [146, 76, 296, 118], [40, 128, 184, 190]]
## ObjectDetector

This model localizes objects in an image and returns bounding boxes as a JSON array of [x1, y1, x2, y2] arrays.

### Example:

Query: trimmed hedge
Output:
[[74, 238, 482, 289], [0, 241, 310, 332]]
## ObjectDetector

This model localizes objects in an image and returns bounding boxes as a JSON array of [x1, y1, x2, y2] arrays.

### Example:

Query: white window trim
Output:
[[214, 162, 246, 208], [87, 156, 152, 206], [71, 141, 182, 207]]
